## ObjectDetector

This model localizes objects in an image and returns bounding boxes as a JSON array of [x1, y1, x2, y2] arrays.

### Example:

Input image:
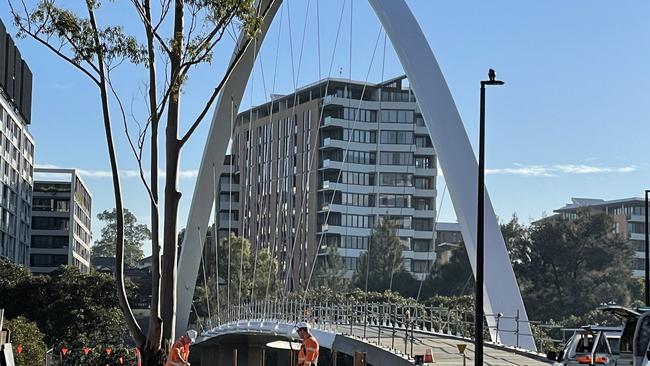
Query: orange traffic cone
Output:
[[424, 348, 434, 363]]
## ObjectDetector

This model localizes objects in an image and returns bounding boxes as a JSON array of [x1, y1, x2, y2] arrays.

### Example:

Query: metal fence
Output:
[[201, 300, 562, 357]]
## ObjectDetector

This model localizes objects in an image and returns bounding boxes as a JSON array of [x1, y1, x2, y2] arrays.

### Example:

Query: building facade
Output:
[[555, 197, 647, 277], [217, 76, 437, 287], [0, 19, 35, 266], [30, 168, 92, 273]]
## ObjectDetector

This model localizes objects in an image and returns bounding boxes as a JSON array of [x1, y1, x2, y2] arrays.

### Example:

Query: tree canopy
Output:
[[503, 212, 634, 321], [92, 208, 151, 267], [353, 219, 415, 294], [0, 260, 132, 354], [3, 317, 46, 366]]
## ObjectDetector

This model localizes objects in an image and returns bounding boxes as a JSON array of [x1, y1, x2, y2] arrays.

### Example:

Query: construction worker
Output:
[[296, 321, 319, 366], [165, 330, 197, 366]]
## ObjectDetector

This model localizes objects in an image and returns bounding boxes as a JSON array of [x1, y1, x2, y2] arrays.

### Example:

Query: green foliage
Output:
[[503, 211, 634, 321], [0, 261, 132, 353], [192, 234, 280, 324], [310, 246, 350, 290], [4, 317, 46, 366], [15, 1, 146, 65], [424, 246, 474, 297], [353, 219, 415, 294], [92, 208, 151, 267]]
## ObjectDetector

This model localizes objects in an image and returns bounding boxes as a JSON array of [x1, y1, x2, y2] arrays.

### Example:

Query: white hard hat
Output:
[[186, 330, 198, 343], [295, 321, 311, 330]]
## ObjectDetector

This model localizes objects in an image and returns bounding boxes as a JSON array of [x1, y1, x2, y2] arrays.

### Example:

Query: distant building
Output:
[[30, 168, 92, 273], [434, 222, 464, 266], [215, 76, 437, 286], [555, 197, 647, 277], [0, 19, 35, 266]]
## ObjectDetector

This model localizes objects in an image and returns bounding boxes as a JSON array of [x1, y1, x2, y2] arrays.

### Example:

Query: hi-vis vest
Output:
[[165, 340, 190, 366], [298, 336, 319, 365]]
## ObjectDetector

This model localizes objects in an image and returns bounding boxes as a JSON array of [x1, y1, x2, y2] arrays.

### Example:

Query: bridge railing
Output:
[[204, 300, 560, 357]]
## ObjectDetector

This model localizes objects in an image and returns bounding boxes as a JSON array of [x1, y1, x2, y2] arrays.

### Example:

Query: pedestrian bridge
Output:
[[189, 301, 550, 365]]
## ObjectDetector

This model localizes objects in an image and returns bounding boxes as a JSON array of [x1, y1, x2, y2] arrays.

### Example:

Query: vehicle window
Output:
[[575, 334, 594, 355], [609, 338, 621, 355], [635, 315, 650, 357], [595, 333, 610, 354]]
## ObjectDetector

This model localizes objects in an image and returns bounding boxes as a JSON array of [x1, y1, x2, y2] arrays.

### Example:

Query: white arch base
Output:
[[176, 0, 535, 351]]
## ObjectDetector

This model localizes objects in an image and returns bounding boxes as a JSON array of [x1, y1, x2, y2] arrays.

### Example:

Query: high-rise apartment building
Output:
[[30, 168, 92, 273], [555, 197, 647, 277], [0, 19, 35, 266], [218, 76, 437, 287]]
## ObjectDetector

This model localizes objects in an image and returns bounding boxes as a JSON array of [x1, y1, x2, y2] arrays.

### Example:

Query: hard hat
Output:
[[295, 321, 311, 330], [186, 330, 198, 343]]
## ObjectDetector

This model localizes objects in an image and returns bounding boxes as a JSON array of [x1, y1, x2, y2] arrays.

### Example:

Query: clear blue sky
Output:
[[1, 0, 648, 254]]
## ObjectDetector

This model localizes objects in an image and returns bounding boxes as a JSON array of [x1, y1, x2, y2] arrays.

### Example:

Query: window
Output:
[[345, 150, 376, 165], [343, 256, 359, 270], [413, 218, 433, 231], [381, 215, 411, 229], [341, 193, 374, 207], [411, 260, 431, 273], [380, 130, 413, 144], [436, 230, 463, 245], [380, 152, 413, 166], [340, 236, 369, 250], [32, 217, 69, 230], [628, 222, 645, 234], [341, 214, 375, 228], [30, 254, 68, 267], [379, 194, 411, 208], [415, 156, 434, 169], [32, 198, 70, 212], [380, 109, 414, 123], [414, 177, 433, 189], [415, 135, 432, 147], [412, 240, 432, 252], [381, 91, 413, 103], [342, 107, 377, 122], [415, 115, 425, 126], [413, 197, 433, 210], [380, 173, 412, 187], [340, 171, 375, 186], [31, 235, 69, 249], [342, 129, 376, 143], [33, 183, 71, 193]]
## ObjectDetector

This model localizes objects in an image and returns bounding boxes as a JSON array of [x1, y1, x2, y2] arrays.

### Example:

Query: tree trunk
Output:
[[142, 0, 163, 354], [85, 0, 146, 347], [161, 0, 184, 342]]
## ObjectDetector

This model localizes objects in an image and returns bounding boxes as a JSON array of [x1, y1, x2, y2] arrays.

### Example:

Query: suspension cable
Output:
[[303, 24, 384, 299], [416, 181, 448, 302], [264, 1, 286, 302], [198, 226, 212, 327], [281, 0, 325, 292], [211, 163, 220, 323]]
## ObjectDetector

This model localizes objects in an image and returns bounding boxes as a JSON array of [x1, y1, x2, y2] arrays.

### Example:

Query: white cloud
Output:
[[36, 164, 198, 179], [486, 163, 637, 177]]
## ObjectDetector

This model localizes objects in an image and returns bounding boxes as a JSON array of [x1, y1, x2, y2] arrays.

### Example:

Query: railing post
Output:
[[378, 304, 382, 344], [516, 309, 520, 348], [392, 304, 397, 350]]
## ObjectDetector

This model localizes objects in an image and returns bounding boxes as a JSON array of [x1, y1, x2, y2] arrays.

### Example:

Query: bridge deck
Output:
[[344, 325, 550, 365]]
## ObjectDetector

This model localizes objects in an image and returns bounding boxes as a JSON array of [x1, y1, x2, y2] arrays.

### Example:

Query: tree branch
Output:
[[85, 0, 146, 346], [7, 1, 101, 85]]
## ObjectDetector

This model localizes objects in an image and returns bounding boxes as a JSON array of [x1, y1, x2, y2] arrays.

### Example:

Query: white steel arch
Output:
[[176, 0, 536, 351]]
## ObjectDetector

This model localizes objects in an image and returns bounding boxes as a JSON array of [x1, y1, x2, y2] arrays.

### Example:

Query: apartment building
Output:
[[0, 19, 35, 266], [30, 168, 92, 273], [555, 197, 647, 277], [218, 75, 437, 287]]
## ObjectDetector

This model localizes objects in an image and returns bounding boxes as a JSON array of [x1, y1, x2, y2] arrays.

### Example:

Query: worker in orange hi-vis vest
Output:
[[296, 322, 319, 366], [165, 330, 197, 366]]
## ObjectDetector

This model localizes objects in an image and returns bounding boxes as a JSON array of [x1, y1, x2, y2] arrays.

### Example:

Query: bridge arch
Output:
[[176, 0, 535, 351]]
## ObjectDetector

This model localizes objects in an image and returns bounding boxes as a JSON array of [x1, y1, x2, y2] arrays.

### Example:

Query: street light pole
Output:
[[475, 69, 504, 366], [645, 190, 650, 306]]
